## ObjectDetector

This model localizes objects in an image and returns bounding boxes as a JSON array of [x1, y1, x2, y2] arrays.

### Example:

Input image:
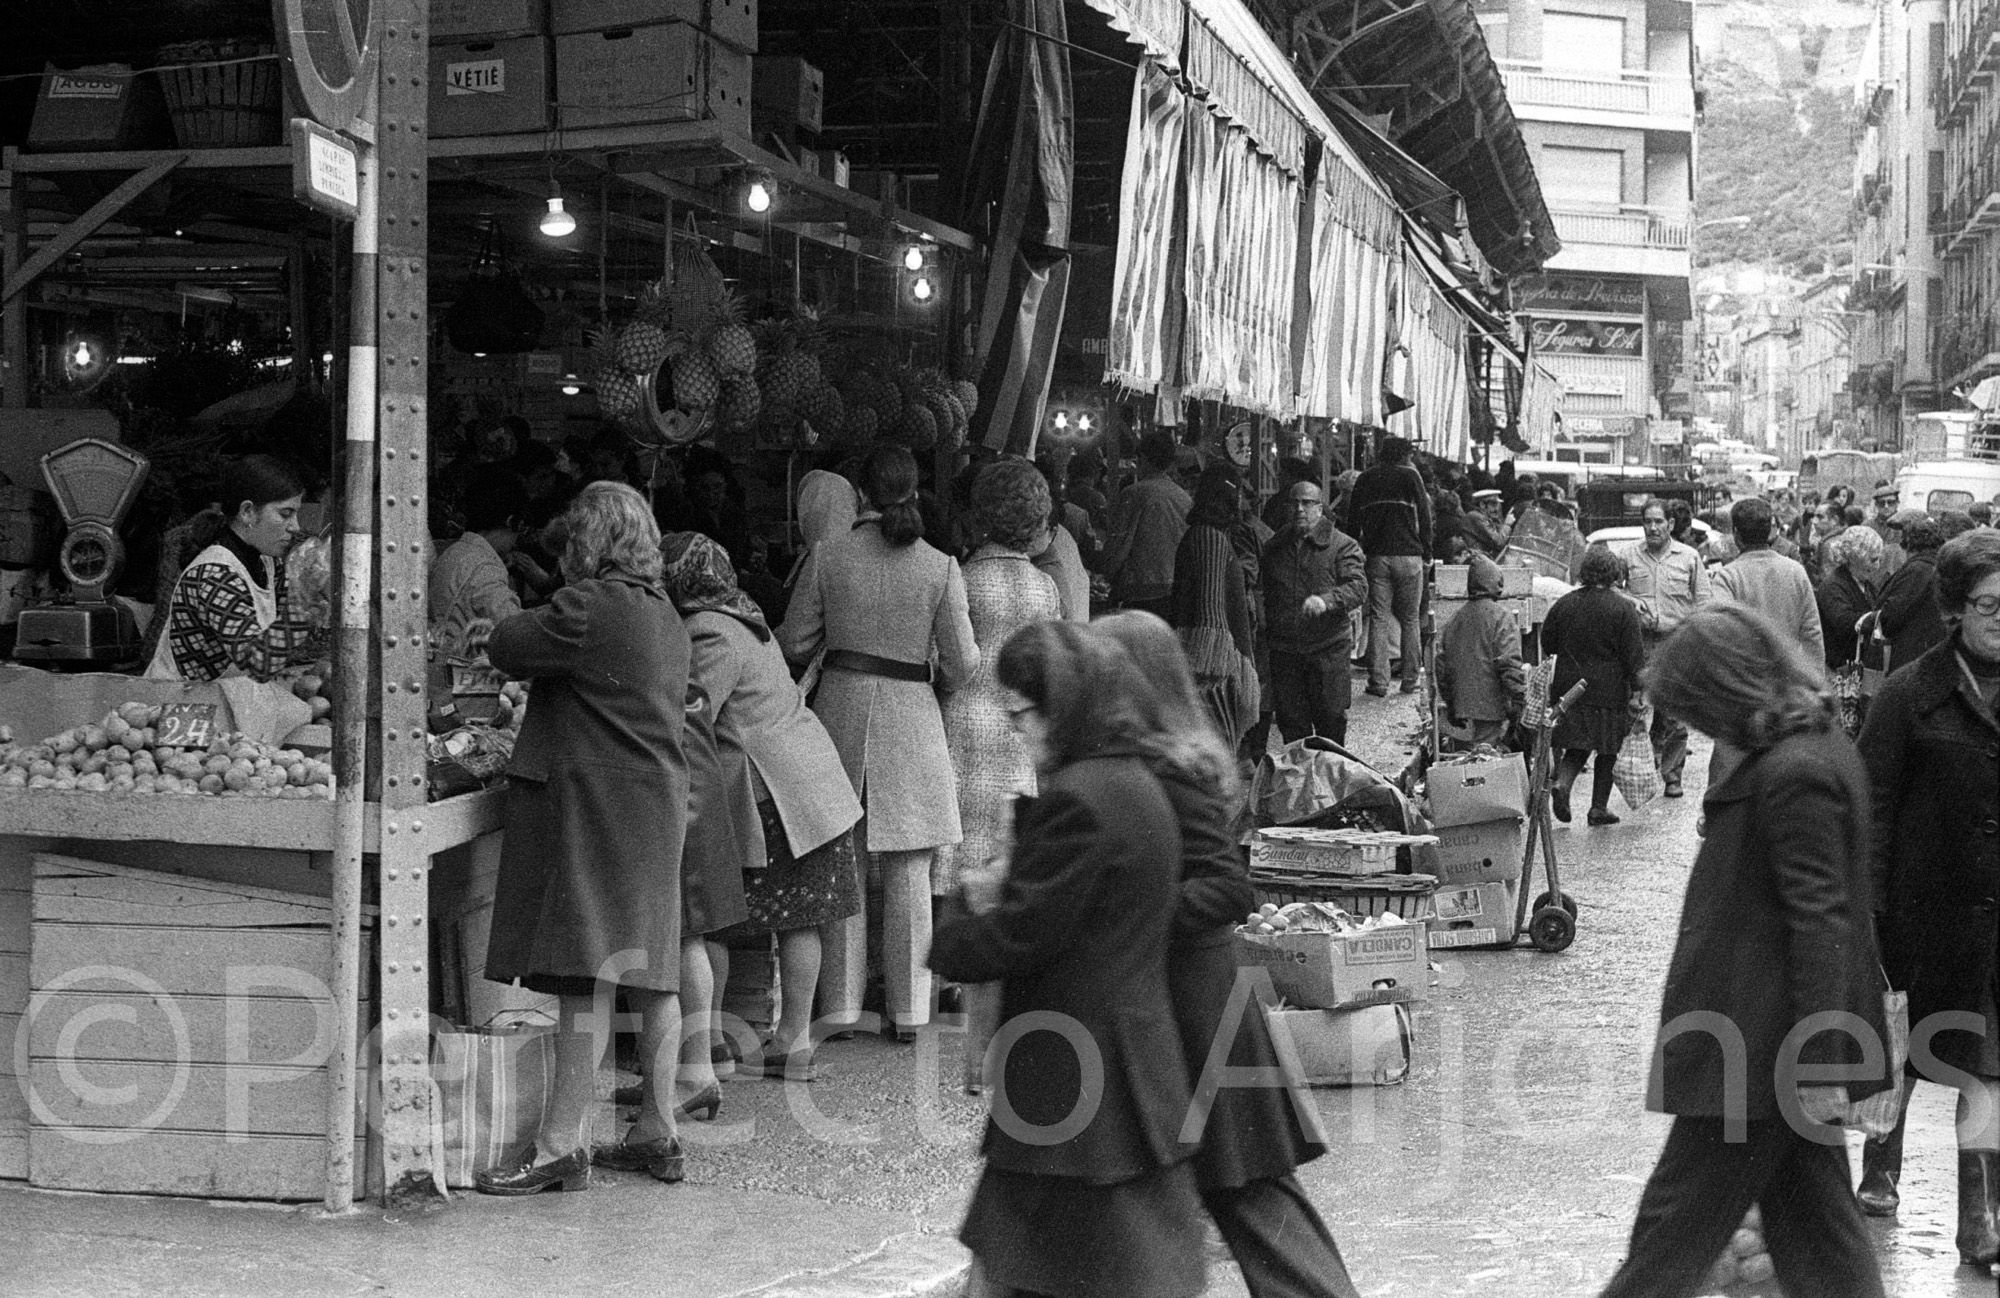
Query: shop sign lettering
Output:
[[1518, 275, 1645, 314], [1529, 317, 1645, 357], [446, 58, 505, 95]]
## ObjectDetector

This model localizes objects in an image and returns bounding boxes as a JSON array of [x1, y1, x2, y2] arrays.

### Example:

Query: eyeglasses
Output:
[[1289, 497, 1322, 508], [1968, 594, 2000, 619], [1005, 703, 1038, 725]]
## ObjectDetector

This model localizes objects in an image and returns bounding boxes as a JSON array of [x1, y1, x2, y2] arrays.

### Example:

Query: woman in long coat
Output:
[[1170, 466, 1259, 745], [1856, 529, 2000, 1265], [1598, 603, 1890, 1298], [780, 445, 979, 1039], [1096, 611, 1358, 1298], [662, 531, 863, 1085], [930, 620, 1207, 1298], [479, 481, 691, 1192], [1540, 546, 1646, 825]]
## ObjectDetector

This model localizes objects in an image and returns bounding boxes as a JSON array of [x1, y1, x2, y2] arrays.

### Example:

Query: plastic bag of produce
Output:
[[1611, 717, 1660, 808]]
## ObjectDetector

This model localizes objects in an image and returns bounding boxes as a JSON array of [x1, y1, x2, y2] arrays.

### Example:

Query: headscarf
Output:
[[798, 469, 859, 550], [660, 531, 770, 639]]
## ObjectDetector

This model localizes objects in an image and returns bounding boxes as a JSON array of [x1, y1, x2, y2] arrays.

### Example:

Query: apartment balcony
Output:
[[1542, 206, 1692, 305], [1496, 60, 1696, 131], [1936, 143, 2000, 256], [1938, 1, 2000, 126]]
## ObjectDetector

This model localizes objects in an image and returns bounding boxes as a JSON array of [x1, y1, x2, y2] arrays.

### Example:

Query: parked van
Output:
[[1801, 449, 1900, 501], [1893, 460, 2000, 514]]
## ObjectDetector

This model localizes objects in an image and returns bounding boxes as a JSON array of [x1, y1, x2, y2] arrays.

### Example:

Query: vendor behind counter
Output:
[[146, 454, 321, 682]]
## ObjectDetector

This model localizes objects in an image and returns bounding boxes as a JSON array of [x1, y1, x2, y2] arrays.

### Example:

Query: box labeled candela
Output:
[[1234, 917, 1429, 1009]]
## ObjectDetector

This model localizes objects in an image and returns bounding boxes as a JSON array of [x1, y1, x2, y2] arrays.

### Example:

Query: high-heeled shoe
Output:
[[591, 1134, 686, 1184], [475, 1147, 590, 1196], [676, 1081, 723, 1121]]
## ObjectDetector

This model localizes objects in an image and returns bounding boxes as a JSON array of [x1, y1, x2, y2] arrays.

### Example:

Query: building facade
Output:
[[1852, 0, 1944, 450], [1477, 0, 1698, 462]]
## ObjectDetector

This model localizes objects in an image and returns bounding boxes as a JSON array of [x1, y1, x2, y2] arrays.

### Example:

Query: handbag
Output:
[[1611, 708, 1662, 807], [1831, 659, 1864, 736], [432, 1019, 556, 1188], [1521, 655, 1558, 729], [1846, 972, 1910, 1140]]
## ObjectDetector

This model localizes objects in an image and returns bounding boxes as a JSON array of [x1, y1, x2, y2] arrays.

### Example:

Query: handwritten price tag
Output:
[[156, 702, 218, 750]]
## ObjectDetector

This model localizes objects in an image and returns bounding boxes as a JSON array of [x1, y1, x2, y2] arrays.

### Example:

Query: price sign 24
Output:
[[156, 702, 219, 751]]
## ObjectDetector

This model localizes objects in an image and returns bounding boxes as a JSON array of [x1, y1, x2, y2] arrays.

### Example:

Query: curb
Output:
[[735, 1230, 968, 1298]]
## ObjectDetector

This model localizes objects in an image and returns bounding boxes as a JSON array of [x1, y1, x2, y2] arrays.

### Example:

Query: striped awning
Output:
[[1106, 60, 1186, 395], [1388, 250, 1471, 461]]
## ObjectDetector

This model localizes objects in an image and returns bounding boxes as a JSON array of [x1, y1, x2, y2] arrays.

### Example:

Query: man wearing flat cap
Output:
[[1866, 482, 1907, 575], [1459, 488, 1508, 560], [1262, 481, 1368, 744]]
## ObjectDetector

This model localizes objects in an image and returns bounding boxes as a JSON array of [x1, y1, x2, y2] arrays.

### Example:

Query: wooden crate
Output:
[[26, 854, 373, 1199], [0, 835, 40, 1180]]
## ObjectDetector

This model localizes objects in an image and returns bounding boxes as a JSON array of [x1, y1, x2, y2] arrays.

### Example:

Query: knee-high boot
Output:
[[1956, 1150, 2000, 1267], [1855, 1112, 1904, 1216]]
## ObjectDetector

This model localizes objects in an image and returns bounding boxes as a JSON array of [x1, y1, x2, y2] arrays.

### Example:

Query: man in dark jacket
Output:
[[1866, 513, 1947, 673], [1345, 437, 1433, 695], [1262, 482, 1368, 744]]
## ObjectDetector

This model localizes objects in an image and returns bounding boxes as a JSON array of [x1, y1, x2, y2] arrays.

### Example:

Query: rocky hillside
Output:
[[1694, 0, 1873, 273]]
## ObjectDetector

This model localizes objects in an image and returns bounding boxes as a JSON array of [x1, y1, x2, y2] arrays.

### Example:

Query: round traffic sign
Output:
[[276, 0, 378, 136]]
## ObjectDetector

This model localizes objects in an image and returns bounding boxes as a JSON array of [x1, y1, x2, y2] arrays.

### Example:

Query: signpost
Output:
[[290, 118, 361, 221]]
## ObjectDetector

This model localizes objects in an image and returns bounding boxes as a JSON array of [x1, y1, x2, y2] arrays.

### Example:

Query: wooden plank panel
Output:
[[34, 854, 338, 925], [0, 796, 336, 852], [0, 1067, 24, 1121], [0, 953, 25, 1014], [27, 993, 370, 1064], [0, 1010, 20, 1073], [28, 1060, 361, 1135], [46, 842, 329, 900], [29, 1129, 362, 1200], [0, 884, 24, 954], [0, 1129, 23, 1180], [32, 927, 340, 995]]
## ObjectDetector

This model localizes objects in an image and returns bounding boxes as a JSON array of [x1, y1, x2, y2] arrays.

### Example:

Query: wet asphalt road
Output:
[[667, 687, 1999, 1296]]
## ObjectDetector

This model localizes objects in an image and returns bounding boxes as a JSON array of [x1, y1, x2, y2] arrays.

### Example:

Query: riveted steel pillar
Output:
[[374, 0, 439, 1201]]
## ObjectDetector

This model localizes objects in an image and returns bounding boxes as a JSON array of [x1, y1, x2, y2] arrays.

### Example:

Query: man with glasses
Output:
[[1261, 481, 1367, 744]]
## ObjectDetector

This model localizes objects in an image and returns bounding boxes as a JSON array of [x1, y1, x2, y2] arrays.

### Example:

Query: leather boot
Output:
[[1856, 1116, 1904, 1216], [1956, 1150, 2000, 1268]]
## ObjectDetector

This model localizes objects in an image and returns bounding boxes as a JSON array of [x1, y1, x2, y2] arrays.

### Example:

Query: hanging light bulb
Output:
[[540, 177, 577, 238], [745, 172, 774, 214], [71, 340, 92, 368], [911, 275, 935, 303], [1077, 414, 1093, 432], [902, 244, 925, 272], [1053, 410, 1069, 430]]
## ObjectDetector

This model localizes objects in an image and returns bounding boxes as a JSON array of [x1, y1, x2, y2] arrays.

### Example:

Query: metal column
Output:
[[373, 0, 439, 1201]]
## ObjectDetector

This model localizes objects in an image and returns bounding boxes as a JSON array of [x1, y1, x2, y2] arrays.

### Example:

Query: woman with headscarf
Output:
[[1540, 547, 1647, 826], [662, 532, 863, 1086], [1170, 465, 1259, 744], [780, 446, 979, 1041], [935, 460, 1062, 1085]]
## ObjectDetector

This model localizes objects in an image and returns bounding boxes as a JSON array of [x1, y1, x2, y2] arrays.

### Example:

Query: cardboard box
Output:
[[554, 24, 749, 133], [431, 0, 543, 39], [1234, 919, 1429, 1010], [430, 37, 552, 137], [1428, 754, 1528, 827], [1428, 878, 1519, 948], [1427, 816, 1524, 886], [1250, 827, 1436, 878], [1265, 1005, 1412, 1086], [549, 0, 758, 52], [754, 55, 823, 133], [27, 64, 172, 152]]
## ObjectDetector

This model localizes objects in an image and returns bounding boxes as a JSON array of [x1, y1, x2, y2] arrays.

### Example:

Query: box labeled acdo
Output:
[[554, 24, 749, 134], [430, 37, 552, 138], [1234, 920, 1429, 1010], [28, 64, 172, 152], [1264, 1004, 1412, 1086]]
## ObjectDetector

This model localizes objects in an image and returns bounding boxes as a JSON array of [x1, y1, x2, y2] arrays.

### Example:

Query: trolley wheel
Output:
[[1528, 905, 1576, 954], [1531, 890, 1578, 921]]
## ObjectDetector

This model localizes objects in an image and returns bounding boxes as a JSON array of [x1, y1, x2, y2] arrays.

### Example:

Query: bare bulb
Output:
[[903, 245, 925, 271], [541, 196, 577, 238], [1053, 411, 1069, 430], [71, 341, 92, 368], [747, 180, 772, 214], [911, 275, 934, 302]]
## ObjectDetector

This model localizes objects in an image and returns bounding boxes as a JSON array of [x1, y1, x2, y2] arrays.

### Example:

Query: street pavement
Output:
[[2, 685, 1996, 1297]]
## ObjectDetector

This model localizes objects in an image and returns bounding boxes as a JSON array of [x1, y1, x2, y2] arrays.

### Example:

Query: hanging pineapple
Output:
[[719, 372, 762, 429], [706, 289, 758, 376], [670, 350, 723, 409], [589, 329, 643, 419]]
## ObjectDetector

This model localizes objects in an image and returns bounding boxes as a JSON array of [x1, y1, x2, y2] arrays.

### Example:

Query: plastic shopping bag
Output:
[[1611, 715, 1661, 808], [1846, 986, 1910, 1140], [433, 1022, 555, 1189], [1521, 655, 1558, 730]]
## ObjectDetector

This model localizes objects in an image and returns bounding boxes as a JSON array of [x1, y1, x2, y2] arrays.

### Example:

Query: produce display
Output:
[[0, 702, 334, 799], [1240, 901, 1413, 936], [280, 657, 336, 722]]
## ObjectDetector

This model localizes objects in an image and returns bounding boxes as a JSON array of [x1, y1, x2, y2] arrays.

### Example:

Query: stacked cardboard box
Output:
[[1235, 916, 1426, 1087], [548, 0, 752, 134], [1423, 754, 1527, 948]]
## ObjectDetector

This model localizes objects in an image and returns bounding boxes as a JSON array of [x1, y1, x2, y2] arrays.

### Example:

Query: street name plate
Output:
[[291, 118, 360, 220]]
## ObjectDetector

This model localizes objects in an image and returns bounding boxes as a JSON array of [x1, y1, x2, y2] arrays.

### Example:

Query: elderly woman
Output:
[[1856, 530, 2000, 1265], [1816, 523, 1886, 736], [1868, 513, 1948, 674], [1596, 603, 1890, 1298], [780, 445, 979, 1041], [1540, 547, 1647, 826], [930, 620, 1206, 1298], [478, 481, 690, 1193], [1096, 611, 1358, 1298], [662, 532, 863, 1086], [1170, 465, 1259, 744]]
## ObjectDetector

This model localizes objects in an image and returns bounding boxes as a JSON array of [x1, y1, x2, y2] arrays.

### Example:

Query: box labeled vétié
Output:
[[1427, 878, 1519, 948], [1427, 816, 1523, 886], [430, 37, 552, 137], [1264, 1004, 1412, 1086], [1427, 753, 1527, 827], [1234, 920, 1429, 1010]]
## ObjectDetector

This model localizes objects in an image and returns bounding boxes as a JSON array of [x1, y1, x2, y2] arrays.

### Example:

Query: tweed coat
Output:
[[686, 607, 860, 860], [484, 576, 689, 991], [930, 752, 1196, 1184], [777, 518, 979, 852], [1649, 725, 1891, 1118], [1858, 634, 2000, 1075]]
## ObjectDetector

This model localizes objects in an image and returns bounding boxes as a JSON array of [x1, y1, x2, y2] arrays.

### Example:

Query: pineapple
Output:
[[633, 278, 672, 329], [901, 401, 938, 450], [706, 288, 758, 375], [719, 373, 762, 429], [670, 351, 722, 408], [616, 321, 671, 374], [802, 382, 844, 434], [764, 350, 822, 409], [596, 370, 642, 418], [952, 379, 980, 419], [846, 405, 879, 442]]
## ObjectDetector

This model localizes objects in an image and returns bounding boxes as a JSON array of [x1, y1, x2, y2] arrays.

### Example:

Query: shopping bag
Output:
[[1521, 655, 1558, 730], [1831, 661, 1864, 736], [1611, 717, 1661, 808], [432, 1021, 556, 1189], [1847, 985, 1910, 1140]]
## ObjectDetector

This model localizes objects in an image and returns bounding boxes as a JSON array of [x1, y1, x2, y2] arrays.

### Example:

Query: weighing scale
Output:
[[12, 437, 148, 665]]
